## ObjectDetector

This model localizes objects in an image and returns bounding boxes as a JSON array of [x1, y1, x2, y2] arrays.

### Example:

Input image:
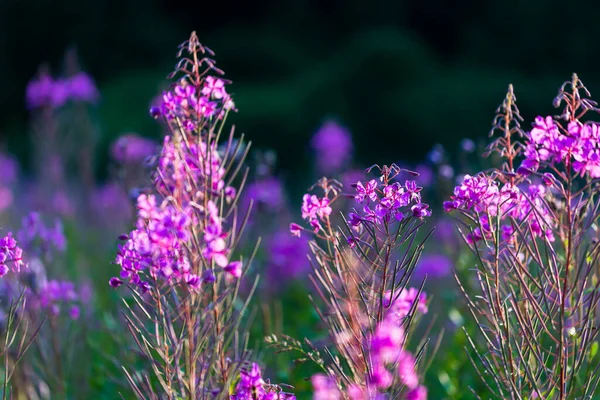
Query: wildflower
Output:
[[0, 233, 25, 276], [267, 230, 310, 280], [289, 223, 303, 237], [301, 194, 332, 232], [311, 120, 353, 173], [415, 254, 452, 278], [231, 363, 295, 400], [17, 212, 66, 258], [25, 70, 63, 109], [406, 386, 427, 400], [224, 261, 242, 278], [311, 374, 341, 400], [66, 72, 99, 103], [351, 177, 430, 225], [397, 351, 419, 389], [354, 180, 378, 203], [111, 133, 157, 164], [38, 280, 79, 319]]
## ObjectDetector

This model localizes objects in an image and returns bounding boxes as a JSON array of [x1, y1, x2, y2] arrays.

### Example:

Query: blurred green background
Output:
[[0, 0, 596, 177]]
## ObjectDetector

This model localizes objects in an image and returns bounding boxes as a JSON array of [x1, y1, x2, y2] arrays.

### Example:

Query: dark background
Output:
[[0, 0, 596, 178]]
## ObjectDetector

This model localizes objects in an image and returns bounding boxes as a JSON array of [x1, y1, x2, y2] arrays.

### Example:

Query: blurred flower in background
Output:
[[266, 228, 310, 283], [0, 153, 19, 213], [414, 253, 452, 279], [111, 133, 157, 165], [25, 66, 99, 109], [311, 119, 353, 174]]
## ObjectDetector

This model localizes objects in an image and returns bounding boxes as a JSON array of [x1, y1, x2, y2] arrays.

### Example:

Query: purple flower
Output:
[[231, 363, 295, 400], [25, 71, 58, 109], [289, 223, 303, 237], [224, 261, 242, 278], [0, 233, 26, 276], [92, 183, 133, 223], [397, 351, 419, 389], [301, 194, 332, 232], [37, 280, 80, 319], [111, 133, 157, 164], [66, 72, 99, 103], [406, 385, 428, 400], [244, 177, 285, 210], [267, 230, 310, 281], [355, 180, 378, 203], [415, 253, 452, 278], [17, 212, 67, 258], [311, 374, 341, 400], [311, 120, 353, 173]]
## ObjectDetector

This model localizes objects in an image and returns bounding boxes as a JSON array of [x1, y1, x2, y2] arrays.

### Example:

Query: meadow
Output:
[[0, 31, 599, 399]]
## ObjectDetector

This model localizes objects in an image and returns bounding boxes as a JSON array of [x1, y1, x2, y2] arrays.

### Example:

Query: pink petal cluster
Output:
[[444, 174, 555, 243], [520, 116, 600, 178], [301, 194, 332, 233], [160, 76, 235, 131], [350, 179, 430, 227], [312, 288, 428, 399], [0, 233, 25, 277]]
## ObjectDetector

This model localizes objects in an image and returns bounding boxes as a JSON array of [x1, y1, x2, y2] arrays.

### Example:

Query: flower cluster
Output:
[[17, 212, 66, 259], [112, 77, 242, 291], [349, 178, 431, 227], [158, 76, 235, 131], [0, 233, 25, 277], [37, 280, 80, 320], [312, 288, 428, 400], [111, 195, 193, 291], [520, 116, 600, 178], [300, 194, 333, 233], [26, 70, 99, 109], [444, 174, 555, 243], [155, 135, 235, 201], [230, 363, 296, 400]]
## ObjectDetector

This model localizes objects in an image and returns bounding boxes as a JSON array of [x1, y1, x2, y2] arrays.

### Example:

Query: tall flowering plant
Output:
[[0, 231, 45, 399], [444, 76, 600, 398], [110, 33, 293, 399], [273, 166, 434, 399]]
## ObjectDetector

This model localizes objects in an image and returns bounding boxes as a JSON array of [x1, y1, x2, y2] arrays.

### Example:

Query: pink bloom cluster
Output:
[[159, 76, 235, 131], [349, 179, 431, 227], [26, 71, 99, 109], [0, 233, 25, 277], [156, 136, 235, 200], [444, 174, 555, 243], [112, 193, 240, 291], [521, 116, 600, 178], [111, 194, 193, 291], [300, 194, 332, 233], [230, 363, 296, 400], [312, 288, 428, 399]]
